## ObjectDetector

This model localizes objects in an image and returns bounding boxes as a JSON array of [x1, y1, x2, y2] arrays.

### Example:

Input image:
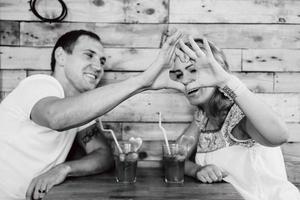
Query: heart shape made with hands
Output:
[[129, 137, 143, 152]]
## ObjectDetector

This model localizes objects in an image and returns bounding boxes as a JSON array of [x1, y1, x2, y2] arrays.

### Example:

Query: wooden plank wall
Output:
[[1, 0, 300, 182]]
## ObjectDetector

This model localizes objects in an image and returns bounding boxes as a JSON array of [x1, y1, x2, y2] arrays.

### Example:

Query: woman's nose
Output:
[[181, 75, 194, 86]]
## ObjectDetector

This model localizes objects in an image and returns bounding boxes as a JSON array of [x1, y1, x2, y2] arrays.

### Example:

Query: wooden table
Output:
[[44, 168, 244, 200]]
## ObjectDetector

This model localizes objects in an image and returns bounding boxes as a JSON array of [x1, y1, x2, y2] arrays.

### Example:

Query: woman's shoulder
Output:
[[222, 104, 255, 147], [221, 103, 244, 133]]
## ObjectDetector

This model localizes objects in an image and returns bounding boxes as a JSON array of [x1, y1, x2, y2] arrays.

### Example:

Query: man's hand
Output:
[[26, 164, 70, 200], [148, 30, 185, 91], [138, 30, 183, 90], [150, 69, 185, 92], [154, 29, 182, 70], [195, 164, 228, 183]]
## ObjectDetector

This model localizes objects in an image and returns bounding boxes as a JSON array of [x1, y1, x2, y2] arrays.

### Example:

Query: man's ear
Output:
[[55, 47, 67, 66]]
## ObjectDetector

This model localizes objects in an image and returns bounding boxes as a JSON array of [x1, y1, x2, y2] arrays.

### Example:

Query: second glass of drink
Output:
[[162, 142, 187, 184]]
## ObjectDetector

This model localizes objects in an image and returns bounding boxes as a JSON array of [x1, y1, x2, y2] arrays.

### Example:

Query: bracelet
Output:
[[218, 75, 247, 100]]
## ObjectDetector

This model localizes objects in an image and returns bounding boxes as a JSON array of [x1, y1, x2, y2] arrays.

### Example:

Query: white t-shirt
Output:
[[0, 75, 83, 199]]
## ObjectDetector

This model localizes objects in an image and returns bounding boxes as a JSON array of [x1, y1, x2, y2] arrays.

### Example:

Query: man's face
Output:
[[64, 35, 106, 93]]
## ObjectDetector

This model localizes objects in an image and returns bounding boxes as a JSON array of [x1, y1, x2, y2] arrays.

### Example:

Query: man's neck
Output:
[[52, 69, 80, 97]]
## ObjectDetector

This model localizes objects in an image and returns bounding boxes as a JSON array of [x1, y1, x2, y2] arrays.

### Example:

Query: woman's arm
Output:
[[185, 160, 201, 177], [233, 86, 289, 146]]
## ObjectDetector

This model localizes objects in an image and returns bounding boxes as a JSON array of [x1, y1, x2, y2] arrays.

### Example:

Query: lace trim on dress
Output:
[[221, 104, 255, 148], [194, 104, 255, 153]]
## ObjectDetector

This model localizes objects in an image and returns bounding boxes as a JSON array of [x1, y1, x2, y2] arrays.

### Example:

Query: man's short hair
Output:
[[50, 30, 101, 72]]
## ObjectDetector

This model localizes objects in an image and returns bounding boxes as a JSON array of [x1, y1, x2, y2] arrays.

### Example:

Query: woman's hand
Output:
[[195, 164, 228, 183], [178, 36, 231, 88]]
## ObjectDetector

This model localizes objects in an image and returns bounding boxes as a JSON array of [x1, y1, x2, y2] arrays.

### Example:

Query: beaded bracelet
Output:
[[218, 75, 247, 100]]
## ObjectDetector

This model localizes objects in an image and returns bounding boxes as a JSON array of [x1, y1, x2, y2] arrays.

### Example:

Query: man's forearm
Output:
[[45, 75, 146, 131], [61, 149, 114, 177]]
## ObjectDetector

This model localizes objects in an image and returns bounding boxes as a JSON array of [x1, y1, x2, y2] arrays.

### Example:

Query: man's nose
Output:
[[91, 59, 102, 71]]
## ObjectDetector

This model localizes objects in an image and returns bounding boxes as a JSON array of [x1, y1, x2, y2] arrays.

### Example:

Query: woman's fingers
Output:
[[212, 168, 223, 181], [175, 48, 189, 63], [197, 172, 213, 183], [179, 40, 197, 60], [198, 175, 207, 183], [196, 165, 225, 184], [208, 170, 218, 182], [188, 35, 205, 57], [204, 174, 213, 183], [203, 37, 214, 59]]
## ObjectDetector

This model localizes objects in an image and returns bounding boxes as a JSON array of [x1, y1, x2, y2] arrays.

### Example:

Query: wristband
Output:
[[218, 75, 247, 100]]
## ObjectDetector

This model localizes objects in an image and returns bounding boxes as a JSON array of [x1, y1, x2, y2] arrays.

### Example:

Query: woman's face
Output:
[[170, 57, 215, 106]]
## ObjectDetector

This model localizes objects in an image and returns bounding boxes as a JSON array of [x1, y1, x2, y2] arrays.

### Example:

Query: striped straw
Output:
[[158, 112, 171, 155]]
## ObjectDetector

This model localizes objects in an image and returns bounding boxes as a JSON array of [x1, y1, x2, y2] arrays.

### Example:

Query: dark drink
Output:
[[115, 152, 138, 183], [113, 142, 139, 184], [163, 155, 185, 183], [162, 143, 187, 183]]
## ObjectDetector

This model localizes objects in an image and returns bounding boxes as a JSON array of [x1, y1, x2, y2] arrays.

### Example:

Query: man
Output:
[[0, 29, 183, 200]]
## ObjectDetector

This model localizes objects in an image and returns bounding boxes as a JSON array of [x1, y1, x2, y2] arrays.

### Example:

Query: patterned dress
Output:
[[194, 104, 300, 200]]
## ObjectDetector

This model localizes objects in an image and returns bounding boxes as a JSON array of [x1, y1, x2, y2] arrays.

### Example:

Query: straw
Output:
[[98, 118, 123, 154], [158, 112, 171, 155]]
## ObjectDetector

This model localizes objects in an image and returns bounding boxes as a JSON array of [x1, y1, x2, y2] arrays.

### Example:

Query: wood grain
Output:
[[274, 73, 300, 93], [0, 21, 19, 45], [102, 93, 300, 123], [0, 70, 26, 91], [169, 24, 300, 49], [44, 168, 246, 200], [233, 72, 274, 93], [170, 0, 300, 23], [243, 49, 300, 72], [119, 122, 300, 142], [0, 46, 241, 72], [0, 0, 168, 23], [20, 22, 167, 48]]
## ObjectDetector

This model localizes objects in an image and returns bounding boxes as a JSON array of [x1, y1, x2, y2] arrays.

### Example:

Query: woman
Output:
[[172, 36, 300, 200]]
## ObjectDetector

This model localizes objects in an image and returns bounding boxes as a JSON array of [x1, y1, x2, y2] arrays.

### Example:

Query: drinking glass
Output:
[[113, 142, 138, 183], [162, 142, 187, 184]]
